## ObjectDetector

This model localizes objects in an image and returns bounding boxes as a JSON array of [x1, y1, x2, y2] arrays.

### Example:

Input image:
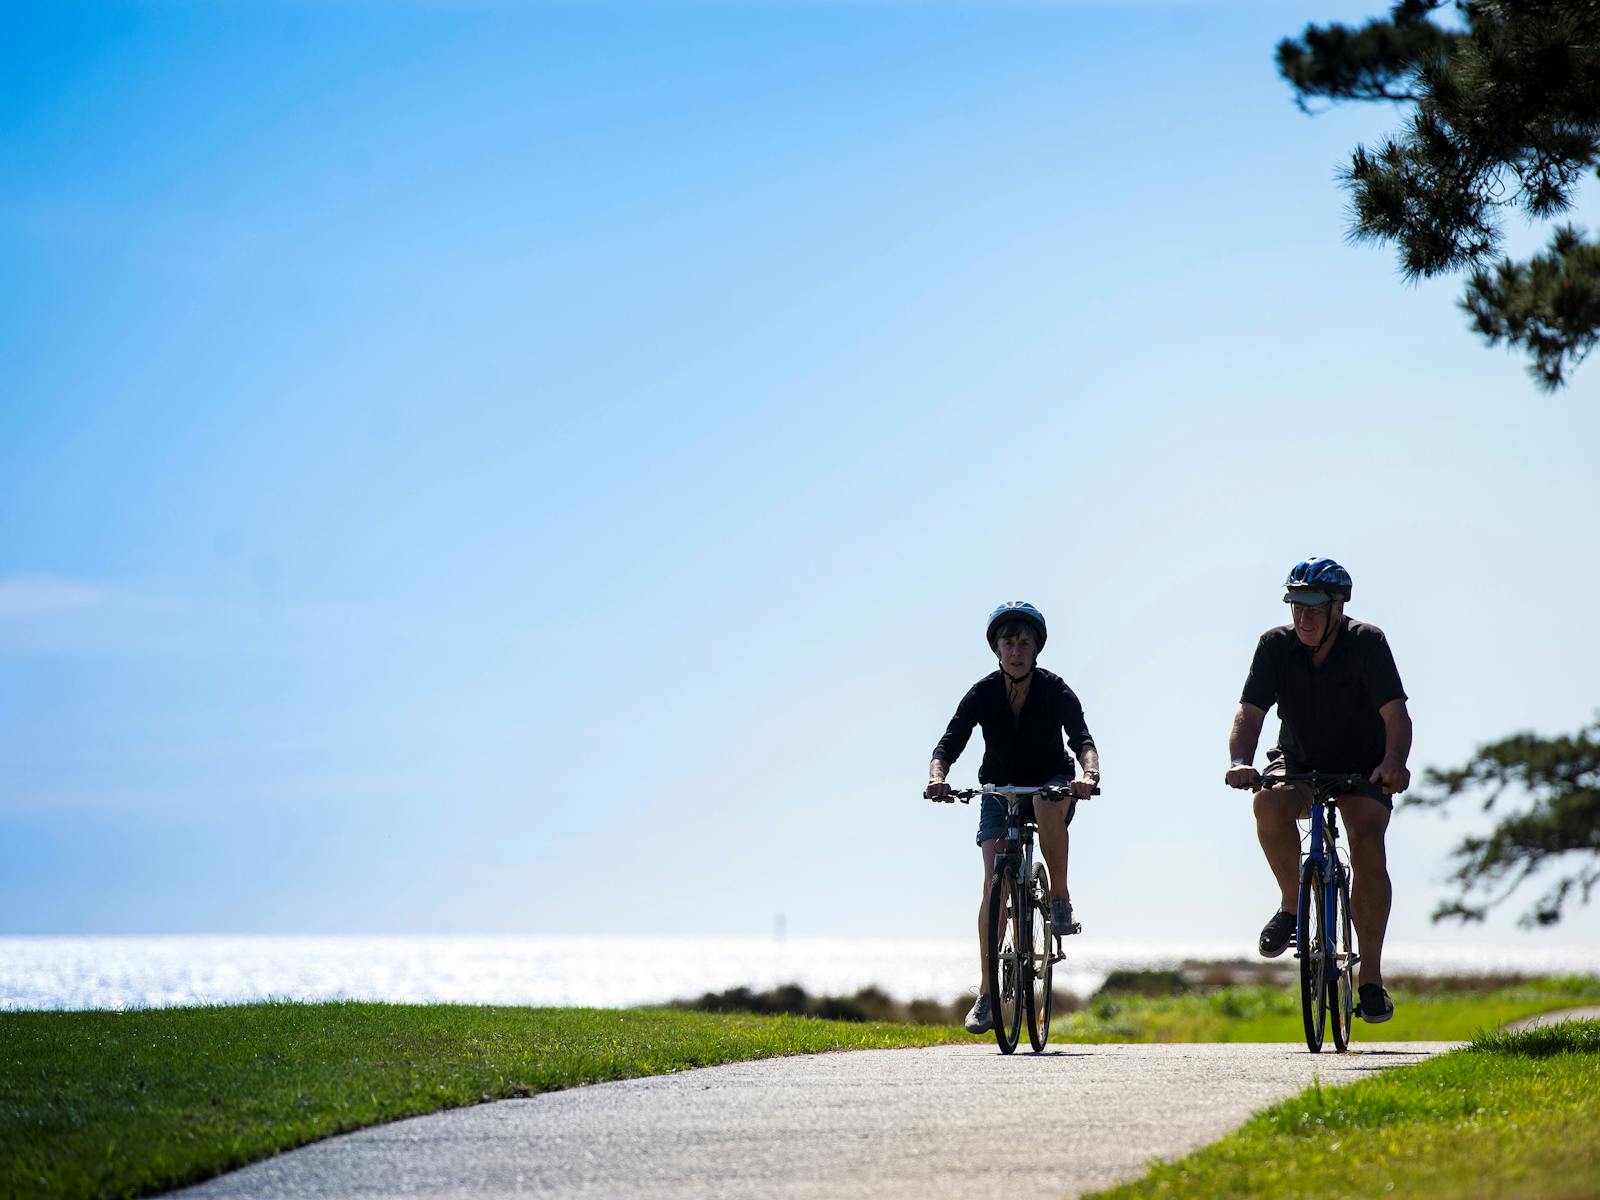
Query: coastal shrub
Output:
[[1097, 969, 1187, 998], [671, 983, 950, 1025]]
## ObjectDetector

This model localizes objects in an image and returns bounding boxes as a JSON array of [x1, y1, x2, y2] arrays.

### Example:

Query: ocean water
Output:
[[4, 935, 1598, 1012]]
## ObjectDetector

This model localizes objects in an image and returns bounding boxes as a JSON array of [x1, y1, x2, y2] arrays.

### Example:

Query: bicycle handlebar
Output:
[[943, 783, 1101, 804], [1268, 771, 1372, 786], [1265, 771, 1373, 800]]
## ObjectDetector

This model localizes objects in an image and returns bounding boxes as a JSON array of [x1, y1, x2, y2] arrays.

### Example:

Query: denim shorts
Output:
[[976, 780, 1078, 845]]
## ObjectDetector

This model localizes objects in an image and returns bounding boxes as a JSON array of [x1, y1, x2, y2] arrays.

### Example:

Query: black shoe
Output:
[[1258, 910, 1296, 958], [1050, 898, 1081, 935], [1357, 984, 1394, 1024]]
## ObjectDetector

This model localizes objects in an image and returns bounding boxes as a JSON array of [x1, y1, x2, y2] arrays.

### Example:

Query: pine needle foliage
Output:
[[1408, 716, 1600, 926], [1277, 0, 1600, 387]]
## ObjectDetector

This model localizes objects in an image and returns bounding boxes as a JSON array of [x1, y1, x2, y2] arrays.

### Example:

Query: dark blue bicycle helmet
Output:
[[1283, 557, 1352, 606], [986, 601, 1047, 651]]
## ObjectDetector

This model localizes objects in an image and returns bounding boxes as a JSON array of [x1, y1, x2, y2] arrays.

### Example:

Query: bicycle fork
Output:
[[1330, 854, 1359, 986], [1297, 844, 1357, 987], [1019, 836, 1069, 964]]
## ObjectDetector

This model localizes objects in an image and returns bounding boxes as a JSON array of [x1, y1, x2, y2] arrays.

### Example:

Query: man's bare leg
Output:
[[1337, 794, 1392, 988], [1254, 786, 1304, 913]]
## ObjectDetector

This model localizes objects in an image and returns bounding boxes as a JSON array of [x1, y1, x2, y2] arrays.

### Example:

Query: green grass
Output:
[[0, 1002, 966, 1200], [6, 980, 1595, 1200], [1053, 974, 1600, 1043], [1085, 1020, 1600, 1200]]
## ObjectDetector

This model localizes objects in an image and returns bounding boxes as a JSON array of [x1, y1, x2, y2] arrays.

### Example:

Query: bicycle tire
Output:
[[1298, 865, 1327, 1053], [985, 867, 1024, 1054], [1025, 862, 1053, 1053], [1329, 868, 1355, 1052]]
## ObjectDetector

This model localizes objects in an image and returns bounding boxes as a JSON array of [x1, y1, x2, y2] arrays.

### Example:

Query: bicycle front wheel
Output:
[[1329, 869, 1355, 1052], [1298, 865, 1328, 1053], [1025, 862, 1053, 1053], [985, 867, 1024, 1054]]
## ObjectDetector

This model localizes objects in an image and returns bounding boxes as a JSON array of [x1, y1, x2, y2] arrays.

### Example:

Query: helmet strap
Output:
[[1316, 602, 1342, 653]]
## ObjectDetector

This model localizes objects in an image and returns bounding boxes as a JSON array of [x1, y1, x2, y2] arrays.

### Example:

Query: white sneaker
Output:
[[963, 994, 992, 1034]]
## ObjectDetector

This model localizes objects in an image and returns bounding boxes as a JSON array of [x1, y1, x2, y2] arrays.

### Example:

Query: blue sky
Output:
[[5, 0, 1599, 954]]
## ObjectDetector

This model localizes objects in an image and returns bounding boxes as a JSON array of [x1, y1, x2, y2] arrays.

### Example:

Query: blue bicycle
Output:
[[1271, 772, 1367, 1053]]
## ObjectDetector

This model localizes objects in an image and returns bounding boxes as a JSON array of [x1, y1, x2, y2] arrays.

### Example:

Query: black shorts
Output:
[[1263, 749, 1394, 812]]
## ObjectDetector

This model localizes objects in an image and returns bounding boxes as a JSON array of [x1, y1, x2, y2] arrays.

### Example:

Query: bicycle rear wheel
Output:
[[1025, 862, 1053, 1053], [985, 867, 1024, 1054], [1329, 869, 1355, 1052], [1298, 865, 1327, 1053]]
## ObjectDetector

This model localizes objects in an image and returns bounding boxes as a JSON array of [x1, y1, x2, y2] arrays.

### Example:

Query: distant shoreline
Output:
[[6, 933, 1598, 1012]]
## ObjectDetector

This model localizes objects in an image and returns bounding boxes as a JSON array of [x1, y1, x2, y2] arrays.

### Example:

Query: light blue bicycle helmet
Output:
[[986, 601, 1047, 651], [1283, 557, 1352, 607]]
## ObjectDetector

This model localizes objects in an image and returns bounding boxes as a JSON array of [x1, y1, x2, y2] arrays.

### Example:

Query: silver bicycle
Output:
[[948, 783, 1097, 1053]]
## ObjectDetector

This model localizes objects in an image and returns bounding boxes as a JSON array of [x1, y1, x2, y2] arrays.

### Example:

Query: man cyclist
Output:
[[1224, 557, 1412, 1024], [926, 601, 1100, 1035]]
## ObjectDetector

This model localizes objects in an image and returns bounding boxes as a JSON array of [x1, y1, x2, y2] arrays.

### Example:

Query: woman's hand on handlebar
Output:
[[925, 779, 953, 802]]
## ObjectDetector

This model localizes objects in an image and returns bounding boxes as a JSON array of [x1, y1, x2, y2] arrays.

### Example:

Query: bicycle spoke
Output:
[[1329, 867, 1355, 1051], [1298, 866, 1327, 1053], [1025, 863, 1053, 1052], [986, 869, 1022, 1053]]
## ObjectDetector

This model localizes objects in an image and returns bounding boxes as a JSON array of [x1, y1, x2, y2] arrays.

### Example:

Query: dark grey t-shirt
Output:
[[1240, 616, 1407, 773]]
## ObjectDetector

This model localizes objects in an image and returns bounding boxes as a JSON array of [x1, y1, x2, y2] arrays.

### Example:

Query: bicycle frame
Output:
[[954, 782, 1094, 899], [1270, 771, 1366, 1051], [1307, 800, 1351, 968], [986, 786, 1042, 898]]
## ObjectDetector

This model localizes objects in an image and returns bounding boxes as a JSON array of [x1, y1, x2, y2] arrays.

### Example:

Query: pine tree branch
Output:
[[1409, 716, 1600, 925], [1463, 226, 1600, 388], [1281, 0, 1600, 385], [1276, 3, 1459, 109]]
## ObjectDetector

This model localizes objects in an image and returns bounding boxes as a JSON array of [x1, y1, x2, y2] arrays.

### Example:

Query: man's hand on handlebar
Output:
[[925, 779, 953, 802], [1225, 764, 1261, 790], [1067, 777, 1097, 800], [1370, 759, 1410, 795]]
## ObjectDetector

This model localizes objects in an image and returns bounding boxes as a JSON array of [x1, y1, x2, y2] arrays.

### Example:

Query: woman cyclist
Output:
[[925, 601, 1101, 1034]]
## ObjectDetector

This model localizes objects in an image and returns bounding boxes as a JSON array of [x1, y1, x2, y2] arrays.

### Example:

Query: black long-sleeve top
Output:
[[931, 668, 1096, 785]]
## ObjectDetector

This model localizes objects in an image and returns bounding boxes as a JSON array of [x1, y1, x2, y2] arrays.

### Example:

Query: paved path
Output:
[[174, 1041, 1451, 1200], [1503, 1006, 1600, 1032]]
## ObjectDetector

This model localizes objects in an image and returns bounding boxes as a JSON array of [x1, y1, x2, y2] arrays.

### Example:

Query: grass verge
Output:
[[0, 1001, 965, 1200], [670, 973, 1600, 1042], [1052, 973, 1600, 1043], [1085, 1019, 1600, 1200]]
